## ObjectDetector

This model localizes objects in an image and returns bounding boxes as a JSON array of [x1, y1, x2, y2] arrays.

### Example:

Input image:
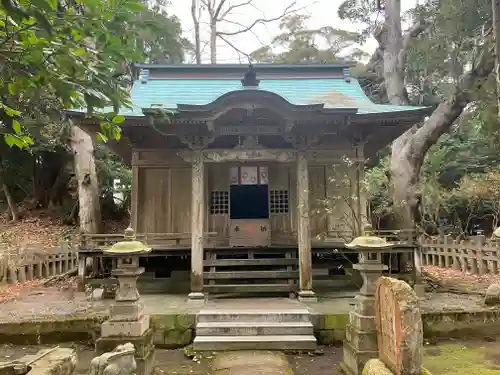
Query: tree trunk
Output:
[[191, 0, 202, 64], [210, 21, 217, 63], [379, 0, 495, 230], [70, 125, 102, 233], [2, 182, 19, 221], [493, 0, 500, 116]]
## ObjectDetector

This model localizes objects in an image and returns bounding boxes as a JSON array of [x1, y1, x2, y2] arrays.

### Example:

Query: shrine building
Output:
[[67, 64, 430, 300]]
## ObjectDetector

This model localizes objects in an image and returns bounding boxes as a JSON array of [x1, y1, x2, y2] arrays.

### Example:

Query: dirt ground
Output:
[[0, 341, 499, 375], [0, 344, 342, 375]]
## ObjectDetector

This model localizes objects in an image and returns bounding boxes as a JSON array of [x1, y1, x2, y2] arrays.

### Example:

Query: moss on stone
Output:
[[149, 314, 194, 348], [362, 359, 393, 375], [424, 343, 500, 375], [316, 329, 345, 345], [150, 314, 195, 331], [0, 317, 104, 345], [422, 310, 500, 339], [323, 314, 349, 330], [163, 328, 193, 348]]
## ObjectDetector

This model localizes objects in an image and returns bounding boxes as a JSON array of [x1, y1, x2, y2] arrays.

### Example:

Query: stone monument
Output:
[[375, 276, 423, 375], [362, 276, 427, 375], [95, 227, 155, 375], [341, 234, 390, 375]]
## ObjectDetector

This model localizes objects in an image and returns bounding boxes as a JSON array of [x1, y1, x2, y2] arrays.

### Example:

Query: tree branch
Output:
[[410, 41, 495, 161], [367, 19, 429, 75], [214, 0, 227, 20], [399, 20, 430, 72], [217, 0, 252, 21], [219, 19, 266, 45], [217, 1, 299, 36], [217, 34, 250, 62]]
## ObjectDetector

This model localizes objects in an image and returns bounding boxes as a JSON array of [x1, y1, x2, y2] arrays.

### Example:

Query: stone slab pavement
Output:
[[211, 351, 293, 375], [0, 285, 489, 323]]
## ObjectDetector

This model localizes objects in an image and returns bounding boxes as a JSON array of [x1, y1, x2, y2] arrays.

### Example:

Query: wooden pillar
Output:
[[130, 151, 139, 230], [189, 149, 205, 300], [297, 151, 316, 301]]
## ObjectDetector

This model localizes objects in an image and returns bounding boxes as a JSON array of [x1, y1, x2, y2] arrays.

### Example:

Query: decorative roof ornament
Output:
[[103, 227, 152, 254], [139, 69, 149, 84], [241, 64, 260, 88], [342, 67, 351, 83]]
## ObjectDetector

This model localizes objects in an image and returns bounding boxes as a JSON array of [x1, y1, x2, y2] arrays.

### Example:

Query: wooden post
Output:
[[77, 255, 86, 292], [189, 149, 205, 301], [131, 151, 139, 230], [297, 151, 316, 301]]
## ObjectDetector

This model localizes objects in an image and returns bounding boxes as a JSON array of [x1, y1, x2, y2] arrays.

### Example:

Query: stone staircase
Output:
[[192, 308, 317, 351]]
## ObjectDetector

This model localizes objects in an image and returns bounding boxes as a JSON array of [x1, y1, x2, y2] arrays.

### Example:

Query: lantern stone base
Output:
[[101, 315, 150, 337], [341, 340, 378, 375], [108, 301, 144, 322], [96, 327, 155, 375], [341, 310, 378, 375]]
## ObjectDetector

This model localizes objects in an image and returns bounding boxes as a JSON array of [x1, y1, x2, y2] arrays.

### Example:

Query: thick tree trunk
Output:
[[493, 0, 500, 116], [378, 0, 495, 230], [70, 125, 102, 233]]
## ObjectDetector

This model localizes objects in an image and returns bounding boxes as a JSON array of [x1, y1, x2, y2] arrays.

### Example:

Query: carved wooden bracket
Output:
[[285, 135, 320, 149], [179, 135, 215, 149], [177, 148, 297, 163]]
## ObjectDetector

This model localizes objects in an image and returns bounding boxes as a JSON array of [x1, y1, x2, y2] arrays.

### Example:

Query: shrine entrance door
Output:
[[229, 165, 270, 247]]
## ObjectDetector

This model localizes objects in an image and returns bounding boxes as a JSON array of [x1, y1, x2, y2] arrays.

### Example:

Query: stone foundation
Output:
[[96, 328, 155, 375], [0, 310, 500, 347]]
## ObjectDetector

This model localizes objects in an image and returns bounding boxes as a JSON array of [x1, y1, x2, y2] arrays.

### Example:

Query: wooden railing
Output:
[[0, 242, 78, 284], [80, 232, 218, 251], [420, 235, 500, 276]]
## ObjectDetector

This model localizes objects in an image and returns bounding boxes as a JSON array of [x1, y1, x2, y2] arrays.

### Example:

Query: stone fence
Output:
[[0, 241, 78, 284], [420, 235, 500, 276]]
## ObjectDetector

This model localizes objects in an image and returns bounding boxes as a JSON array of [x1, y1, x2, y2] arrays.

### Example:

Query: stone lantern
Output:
[[95, 227, 155, 375], [341, 234, 390, 375]]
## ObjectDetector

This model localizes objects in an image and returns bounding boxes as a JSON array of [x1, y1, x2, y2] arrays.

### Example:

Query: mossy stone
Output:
[[164, 328, 193, 348], [323, 314, 349, 330]]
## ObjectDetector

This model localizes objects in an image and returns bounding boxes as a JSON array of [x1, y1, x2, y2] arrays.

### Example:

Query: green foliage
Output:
[[138, 0, 192, 64], [95, 146, 131, 207], [250, 15, 368, 64], [0, 0, 187, 220], [0, 0, 153, 148]]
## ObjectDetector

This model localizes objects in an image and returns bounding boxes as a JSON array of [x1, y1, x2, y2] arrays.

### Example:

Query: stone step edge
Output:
[[197, 309, 311, 315], [196, 321, 313, 327], [193, 335, 317, 342]]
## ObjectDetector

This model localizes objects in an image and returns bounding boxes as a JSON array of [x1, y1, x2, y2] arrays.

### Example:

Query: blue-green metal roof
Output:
[[110, 77, 423, 116]]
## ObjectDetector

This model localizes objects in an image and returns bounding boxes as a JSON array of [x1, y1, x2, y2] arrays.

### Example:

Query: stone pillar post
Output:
[[96, 228, 155, 375], [189, 149, 205, 301], [342, 247, 388, 375], [297, 151, 315, 302]]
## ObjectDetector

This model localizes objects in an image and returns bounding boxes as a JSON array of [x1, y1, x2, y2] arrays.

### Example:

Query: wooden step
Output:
[[204, 270, 297, 279], [203, 283, 295, 293], [204, 258, 297, 267]]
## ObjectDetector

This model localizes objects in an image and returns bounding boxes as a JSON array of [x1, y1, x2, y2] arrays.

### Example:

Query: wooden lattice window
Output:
[[270, 190, 289, 214], [210, 191, 229, 214]]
